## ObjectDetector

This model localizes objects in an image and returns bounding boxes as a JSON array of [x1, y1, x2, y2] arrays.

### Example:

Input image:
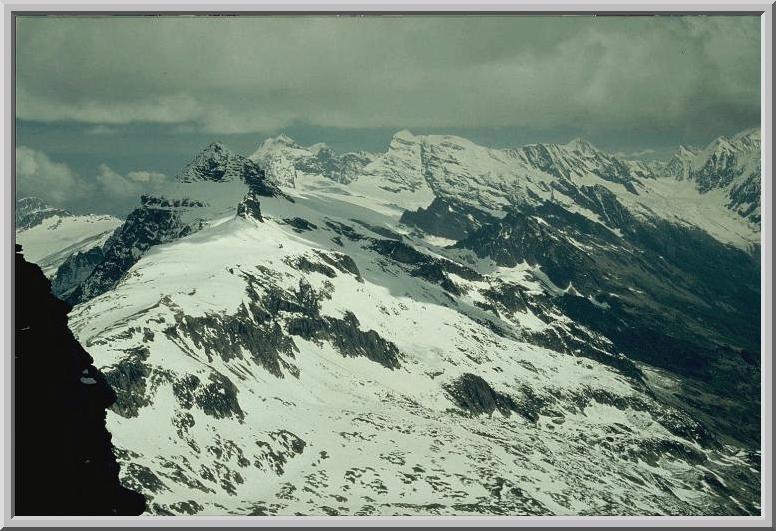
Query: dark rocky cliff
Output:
[[15, 244, 145, 515]]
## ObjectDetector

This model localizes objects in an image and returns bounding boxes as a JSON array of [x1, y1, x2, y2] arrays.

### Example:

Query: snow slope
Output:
[[16, 209, 121, 277]]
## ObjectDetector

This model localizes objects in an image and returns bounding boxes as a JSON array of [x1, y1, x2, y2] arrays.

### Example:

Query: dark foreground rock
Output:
[[15, 244, 146, 515]]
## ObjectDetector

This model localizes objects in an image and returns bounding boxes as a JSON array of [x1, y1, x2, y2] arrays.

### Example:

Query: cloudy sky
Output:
[[16, 15, 760, 215]]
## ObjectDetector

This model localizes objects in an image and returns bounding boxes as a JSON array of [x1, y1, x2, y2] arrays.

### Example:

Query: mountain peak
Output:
[[392, 129, 417, 142], [16, 196, 72, 230], [200, 141, 230, 156], [676, 145, 697, 157], [259, 133, 299, 149], [565, 137, 599, 154], [250, 134, 308, 162], [733, 127, 760, 142], [388, 130, 419, 152], [275, 133, 297, 145], [17, 196, 53, 211], [176, 141, 248, 183]]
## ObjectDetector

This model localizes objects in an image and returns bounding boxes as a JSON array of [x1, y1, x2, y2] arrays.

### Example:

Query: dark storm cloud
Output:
[[16, 15, 760, 136]]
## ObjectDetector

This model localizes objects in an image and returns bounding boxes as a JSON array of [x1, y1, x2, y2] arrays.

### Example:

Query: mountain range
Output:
[[15, 128, 762, 516]]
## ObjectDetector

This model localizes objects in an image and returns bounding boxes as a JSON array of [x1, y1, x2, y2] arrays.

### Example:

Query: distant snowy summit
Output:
[[16, 196, 74, 231], [15, 196, 121, 278], [662, 128, 761, 223], [250, 134, 375, 187], [249, 127, 761, 248]]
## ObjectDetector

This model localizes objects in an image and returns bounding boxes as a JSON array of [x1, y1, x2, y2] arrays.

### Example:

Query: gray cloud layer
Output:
[[16, 146, 170, 208], [16, 15, 760, 137]]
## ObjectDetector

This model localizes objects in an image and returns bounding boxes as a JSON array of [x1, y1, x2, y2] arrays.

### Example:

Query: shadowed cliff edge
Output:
[[15, 244, 146, 516]]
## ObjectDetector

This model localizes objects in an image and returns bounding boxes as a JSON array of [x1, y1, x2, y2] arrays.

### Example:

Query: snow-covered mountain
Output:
[[249, 134, 375, 188], [661, 129, 761, 224], [15, 197, 121, 278], [16, 196, 72, 230], [59, 131, 760, 516], [250, 129, 761, 250], [63, 143, 283, 305]]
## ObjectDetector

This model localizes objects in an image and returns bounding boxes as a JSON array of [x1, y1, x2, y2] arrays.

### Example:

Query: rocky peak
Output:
[[389, 129, 419, 149], [564, 137, 600, 155], [16, 196, 72, 230], [676, 145, 697, 158], [176, 142, 247, 183], [249, 134, 310, 163], [691, 129, 760, 193], [733, 128, 761, 148], [257, 134, 301, 152], [663, 145, 698, 181]]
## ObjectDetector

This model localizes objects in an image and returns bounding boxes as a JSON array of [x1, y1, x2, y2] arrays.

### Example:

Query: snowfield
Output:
[[16, 214, 121, 277]]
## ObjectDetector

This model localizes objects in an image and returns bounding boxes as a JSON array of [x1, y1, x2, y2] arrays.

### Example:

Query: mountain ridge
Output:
[[247, 128, 760, 247]]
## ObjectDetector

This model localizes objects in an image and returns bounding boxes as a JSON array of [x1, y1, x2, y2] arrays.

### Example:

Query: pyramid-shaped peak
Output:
[[177, 141, 249, 183], [259, 134, 301, 150], [565, 137, 599, 153], [274, 133, 297, 145], [198, 141, 232, 157], [674, 145, 698, 159], [677, 145, 695, 154]]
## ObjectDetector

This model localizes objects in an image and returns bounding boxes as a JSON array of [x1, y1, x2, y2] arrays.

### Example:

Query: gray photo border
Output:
[[0, 1, 772, 528]]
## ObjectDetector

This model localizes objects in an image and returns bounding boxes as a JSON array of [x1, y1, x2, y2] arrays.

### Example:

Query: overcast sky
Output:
[[16, 15, 761, 215]]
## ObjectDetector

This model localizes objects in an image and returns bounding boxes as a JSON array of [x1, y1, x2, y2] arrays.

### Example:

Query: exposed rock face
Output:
[[727, 172, 761, 223], [400, 196, 497, 240], [512, 138, 648, 187], [66, 195, 199, 305], [51, 246, 106, 300], [692, 133, 759, 193], [294, 146, 374, 185], [16, 196, 72, 230], [444, 374, 519, 417], [15, 244, 145, 515], [236, 190, 265, 221], [662, 129, 761, 223], [455, 199, 760, 446], [177, 142, 261, 183], [15, 197, 121, 279]]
